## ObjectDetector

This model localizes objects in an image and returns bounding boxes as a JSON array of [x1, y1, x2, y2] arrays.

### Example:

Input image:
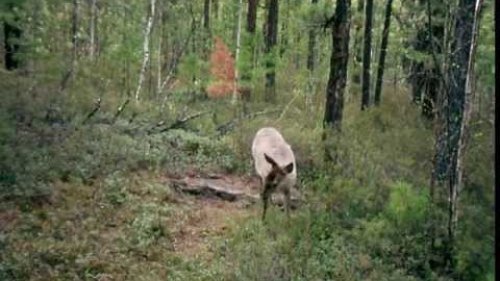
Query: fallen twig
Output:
[[215, 109, 281, 136], [113, 98, 130, 122], [148, 111, 209, 134], [82, 97, 101, 125]]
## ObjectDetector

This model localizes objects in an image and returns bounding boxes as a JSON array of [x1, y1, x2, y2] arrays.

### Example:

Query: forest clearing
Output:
[[0, 0, 495, 280]]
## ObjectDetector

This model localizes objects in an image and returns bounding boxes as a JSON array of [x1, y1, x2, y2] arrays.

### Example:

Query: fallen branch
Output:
[[82, 97, 101, 125], [149, 111, 209, 134], [113, 98, 130, 122], [168, 176, 302, 208], [215, 109, 281, 136]]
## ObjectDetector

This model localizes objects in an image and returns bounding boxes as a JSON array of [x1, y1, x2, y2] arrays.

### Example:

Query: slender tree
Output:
[[360, 0, 373, 110], [431, 0, 478, 271], [405, 1, 445, 118], [135, 0, 156, 101], [59, 0, 80, 92], [239, 0, 259, 102], [88, 0, 97, 59], [352, 0, 364, 83], [323, 0, 351, 130], [203, 0, 210, 30], [247, 0, 258, 34], [373, 0, 393, 105], [305, 0, 319, 109], [233, 0, 243, 104], [306, 0, 319, 72], [3, 3, 22, 70], [264, 0, 279, 102]]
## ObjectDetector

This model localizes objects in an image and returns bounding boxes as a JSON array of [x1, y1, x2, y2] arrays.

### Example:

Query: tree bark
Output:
[[59, 0, 80, 92], [156, 2, 164, 97], [307, 0, 319, 72], [431, 0, 477, 271], [373, 0, 393, 105], [360, 0, 373, 110], [279, 0, 290, 57], [247, 0, 258, 33], [323, 0, 351, 130], [264, 0, 279, 102], [233, 0, 243, 104], [72, 0, 79, 65], [406, 1, 445, 119], [3, 5, 22, 70], [351, 0, 364, 84], [239, 0, 259, 102], [135, 0, 156, 101], [451, 0, 483, 267], [88, 0, 97, 59], [203, 0, 210, 30]]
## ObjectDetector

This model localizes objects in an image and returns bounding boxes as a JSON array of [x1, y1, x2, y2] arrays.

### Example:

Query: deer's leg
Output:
[[283, 187, 291, 219], [261, 186, 272, 221]]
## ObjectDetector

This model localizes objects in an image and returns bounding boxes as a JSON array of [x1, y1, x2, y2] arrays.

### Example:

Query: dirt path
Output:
[[161, 173, 300, 260], [159, 173, 259, 260]]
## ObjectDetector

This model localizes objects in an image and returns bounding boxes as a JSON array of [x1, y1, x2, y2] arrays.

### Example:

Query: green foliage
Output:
[[385, 181, 429, 227], [0, 0, 493, 280], [129, 202, 171, 249]]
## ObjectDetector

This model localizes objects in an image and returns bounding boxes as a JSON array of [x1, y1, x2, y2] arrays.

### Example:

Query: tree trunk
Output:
[[453, 0, 483, 225], [431, 0, 477, 271], [233, 0, 243, 104], [351, 0, 364, 84], [202, 0, 211, 59], [212, 0, 219, 21], [239, 0, 259, 102], [3, 4, 22, 70], [72, 0, 79, 65], [88, 0, 97, 59], [323, 0, 351, 130], [407, 1, 445, 119], [59, 0, 80, 92], [360, 0, 373, 110], [305, 0, 319, 109], [135, 0, 156, 101], [247, 0, 258, 33], [373, 0, 393, 105], [204, 0, 210, 30], [264, 0, 279, 102], [156, 2, 164, 98], [279, 0, 290, 57], [307, 0, 319, 72]]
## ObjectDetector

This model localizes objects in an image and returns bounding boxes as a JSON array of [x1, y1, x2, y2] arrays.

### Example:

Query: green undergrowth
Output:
[[0, 75, 494, 280]]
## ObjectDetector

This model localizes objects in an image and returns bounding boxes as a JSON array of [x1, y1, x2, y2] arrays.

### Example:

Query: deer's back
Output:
[[251, 127, 296, 183]]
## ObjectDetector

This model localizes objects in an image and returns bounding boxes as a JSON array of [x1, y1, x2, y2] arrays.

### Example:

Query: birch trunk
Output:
[[89, 0, 96, 59], [59, 0, 79, 92], [233, 0, 243, 104], [135, 0, 156, 101], [452, 0, 484, 235]]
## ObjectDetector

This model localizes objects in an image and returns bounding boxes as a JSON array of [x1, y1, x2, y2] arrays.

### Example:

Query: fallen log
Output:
[[168, 176, 302, 209]]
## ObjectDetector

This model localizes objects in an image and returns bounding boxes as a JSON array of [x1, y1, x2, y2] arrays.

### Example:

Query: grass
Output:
[[0, 73, 494, 280]]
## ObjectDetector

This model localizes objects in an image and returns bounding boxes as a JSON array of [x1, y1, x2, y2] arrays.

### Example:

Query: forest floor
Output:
[[161, 172, 261, 260], [0, 169, 302, 279]]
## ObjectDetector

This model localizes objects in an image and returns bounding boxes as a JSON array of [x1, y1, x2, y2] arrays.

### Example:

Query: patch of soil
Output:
[[163, 172, 302, 259], [171, 198, 256, 259]]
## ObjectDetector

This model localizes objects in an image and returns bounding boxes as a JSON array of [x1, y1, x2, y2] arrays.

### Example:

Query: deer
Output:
[[251, 127, 296, 221]]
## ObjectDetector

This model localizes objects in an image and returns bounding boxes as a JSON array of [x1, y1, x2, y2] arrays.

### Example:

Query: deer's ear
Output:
[[283, 162, 294, 174], [264, 153, 278, 167]]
